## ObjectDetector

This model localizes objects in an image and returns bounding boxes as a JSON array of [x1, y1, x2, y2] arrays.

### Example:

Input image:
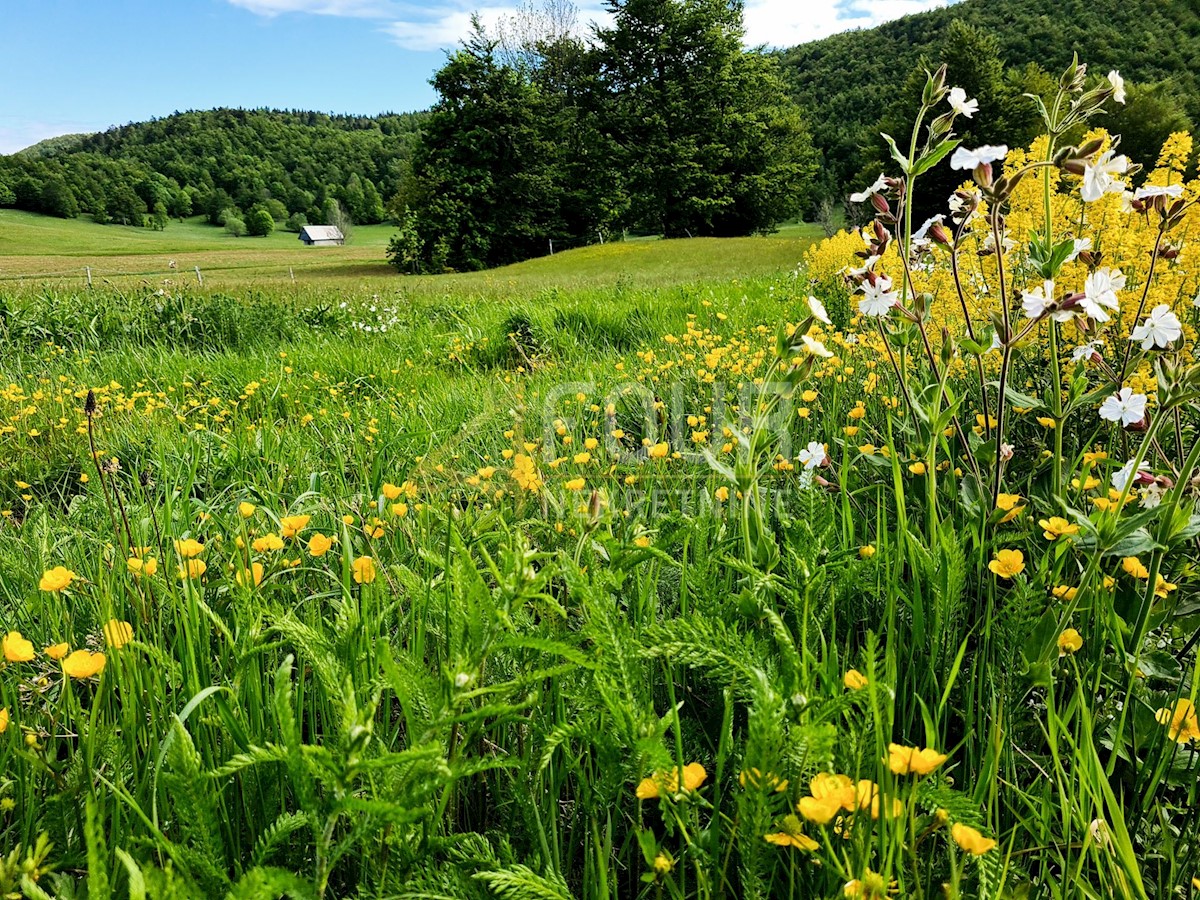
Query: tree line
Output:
[[387, 0, 817, 272], [0, 109, 425, 234]]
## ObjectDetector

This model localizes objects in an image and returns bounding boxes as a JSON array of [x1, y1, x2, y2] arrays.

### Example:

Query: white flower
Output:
[[913, 215, 945, 241], [850, 173, 887, 203], [802, 334, 833, 358], [1099, 387, 1147, 427], [950, 145, 1008, 171], [1111, 458, 1150, 492], [1129, 304, 1182, 350], [1193, 288, 1200, 309], [454, 672, 472, 688], [798, 441, 827, 470], [1139, 483, 1164, 509], [858, 276, 898, 318], [1071, 340, 1104, 364], [947, 87, 978, 118], [988, 331, 1003, 353], [1133, 183, 1184, 200], [1079, 267, 1125, 322], [1081, 150, 1129, 202], [807, 295, 831, 326], [1021, 280, 1072, 322], [1065, 237, 1092, 262], [1107, 70, 1126, 104]]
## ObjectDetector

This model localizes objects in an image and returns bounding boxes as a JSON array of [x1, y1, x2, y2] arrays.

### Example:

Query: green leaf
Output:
[[880, 132, 911, 174], [910, 138, 960, 177]]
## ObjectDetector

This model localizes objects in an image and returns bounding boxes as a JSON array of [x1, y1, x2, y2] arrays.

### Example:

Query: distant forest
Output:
[[1, 0, 1198, 265]]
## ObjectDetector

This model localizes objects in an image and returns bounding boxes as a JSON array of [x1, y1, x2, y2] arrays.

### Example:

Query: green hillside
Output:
[[780, 0, 1200, 196]]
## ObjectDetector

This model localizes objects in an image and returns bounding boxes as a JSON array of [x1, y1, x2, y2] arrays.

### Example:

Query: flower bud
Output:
[[928, 222, 952, 248]]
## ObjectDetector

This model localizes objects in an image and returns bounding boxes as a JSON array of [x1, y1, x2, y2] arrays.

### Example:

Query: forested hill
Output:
[[780, 0, 1200, 200], [0, 108, 425, 230]]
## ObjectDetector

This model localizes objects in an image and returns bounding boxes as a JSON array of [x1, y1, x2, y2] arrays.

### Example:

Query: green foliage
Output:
[[247, 206, 276, 237]]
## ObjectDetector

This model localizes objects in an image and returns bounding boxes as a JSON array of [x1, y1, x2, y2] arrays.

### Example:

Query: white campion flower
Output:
[[1022, 280, 1073, 322], [1065, 237, 1092, 262], [1129, 304, 1182, 350], [1081, 150, 1129, 202], [1193, 288, 1200, 309], [797, 441, 827, 470], [1133, 183, 1184, 200], [1107, 70, 1126, 104], [950, 145, 1008, 171], [850, 173, 887, 203], [802, 334, 833, 358], [947, 87, 978, 118], [807, 295, 831, 326], [1099, 387, 1148, 427], [1071, 340, 1104, 364], [857, 276, 898, 318], [1080, 267, 1125, 322], [1140, 483, 1164, 509], [1111, 458, 1150, 492]]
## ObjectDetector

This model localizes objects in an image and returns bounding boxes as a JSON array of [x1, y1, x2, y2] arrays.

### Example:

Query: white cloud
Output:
[[228, 0, 952, 52]]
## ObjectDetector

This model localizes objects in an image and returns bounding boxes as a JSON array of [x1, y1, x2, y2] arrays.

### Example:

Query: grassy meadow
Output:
[[0, 122, 1199, 900]]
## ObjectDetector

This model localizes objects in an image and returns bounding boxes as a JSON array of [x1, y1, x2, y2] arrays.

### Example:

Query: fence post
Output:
[[195, 266, 204, 286], [85, 266, 92, 288], [549, 239, 554, 256]]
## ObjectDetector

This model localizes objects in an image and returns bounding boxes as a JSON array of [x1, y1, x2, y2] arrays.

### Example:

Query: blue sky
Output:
[[1, 0, 953, 154]]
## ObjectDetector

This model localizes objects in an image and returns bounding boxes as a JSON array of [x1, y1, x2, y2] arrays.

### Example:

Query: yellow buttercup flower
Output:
[[648, 442, 670, 459], [280, 515, 311, 539], [252, 533, 285, 553], [62, 650, 106, 679], [951, 823, 996, 855], [988, 549, 1024, 579], [382, 483, 402, 500], [103, 620, 133, 649], [236, 562, 264, 588], [908, 461, 927, 475], [858, 545, 876, 559], [0, 707, 8, 734], [634, 535, 651, 548], [238, 501, 256, 518], [844, 669, 868, 690], [564, 477, 586, 492], [887, 743, 948, 776], [1057, 628, 1083, 656], [44, 642, 69, 660], [1039, 516, 1079, 541], [715, 486, 730, 502], [352, 556, 377, 584], [174, 538, 204, 559], [308, 533, 333, 557], [764, 816, 820, 851], [635, 762, 707, 799], [39, 566, 76, 593], [2, 631, 35, 663], [178, 559, 207, 580], [1121, 557, 1149, 579], [995, 493, 1025, 523], [1155, 699, 1200, 744]]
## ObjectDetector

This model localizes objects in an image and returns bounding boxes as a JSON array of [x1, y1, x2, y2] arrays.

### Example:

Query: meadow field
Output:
[[1, 109, 1199, 900]]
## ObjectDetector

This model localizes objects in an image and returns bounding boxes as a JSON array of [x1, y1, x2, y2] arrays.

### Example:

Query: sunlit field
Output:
[[0, 68, 1198, 900]]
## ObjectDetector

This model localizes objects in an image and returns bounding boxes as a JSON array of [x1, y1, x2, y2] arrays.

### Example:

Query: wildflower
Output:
[[715, 486, 730, 502], [1052, 585, 1078, 602], [178, 559, 207, 580], [1071, 340, 1105, 364], [849, 173, 887, 203], [802, 334, 833, 358], [1058, 628, 1083, 655], [381, 483, 402, 500], [174, 539, 204, 559], [1022, 280, 1071, 322], [952, 823, 997, 855], [648, 442, 670, 459], [950, 145, 1008, 170], [236, 562, 264, 588], [1107, 70, 1126, 103], [798, 441, 827, 470], [764, 815, 820, 851], [238, 501, 256, 518], [1080, 268, 1125, 322], [2, 632, 35, 663], [636, 762, 707, 799], [807, 295, 832, 326], [103, 620, 133, 649], [844, 669, 869, 690], [252, 533, 285, 553], [352, 556, 377, 584], [1154, 573, 1177, 598], [798, 773, 856, 825], [652, 853, 673, 875], [564, 477, 586, 491], [908, 461, 927, 475], [843, 870, 896, 897], [858, 277, 897, 318], [1155, 699, 1200, 743], [634, 535, 651, 548], [989, 549, 1024, 579], [1129, 304, 1182, 350], [995, 493, 1025, 523], [280, 515, 311, 539], [1039, 516, 1079, 541], [62, 650, 106, 679], [128, 556, 158, 577], [1134, 184, 1184, 200], [1081, 150, 1129, 202], [1099, 388, 1147, 427], [391, 502, 408, 517], [39, 566, 75, 593], [859, 545, 876, 558], [1121, 557, 1149, 579], [888, 743, 947, 776], [308, 533, 333, 557], [0, 708, 7, 734], [947, 87, 978, 117]]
